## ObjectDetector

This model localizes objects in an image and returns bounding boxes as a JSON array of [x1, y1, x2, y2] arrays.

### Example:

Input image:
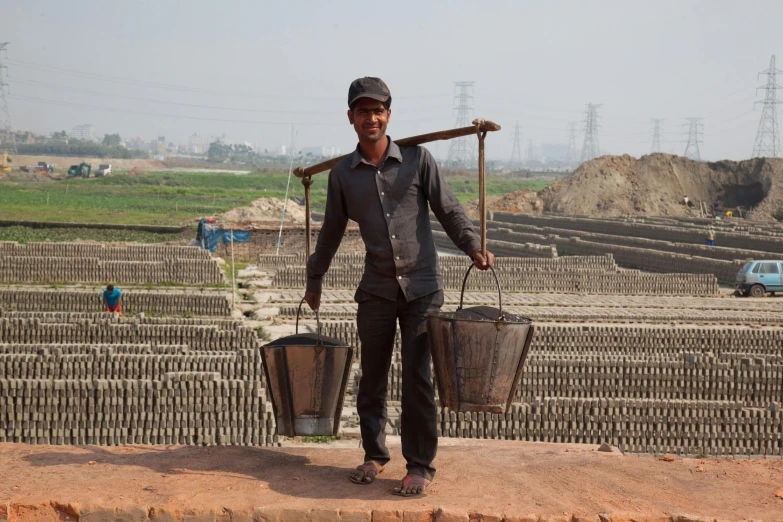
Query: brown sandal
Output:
[[392, 473, 432, 496], [349, 461, 384, 485]]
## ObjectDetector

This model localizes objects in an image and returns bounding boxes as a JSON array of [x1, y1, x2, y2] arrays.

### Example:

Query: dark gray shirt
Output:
[[306, 137, 480, 301]]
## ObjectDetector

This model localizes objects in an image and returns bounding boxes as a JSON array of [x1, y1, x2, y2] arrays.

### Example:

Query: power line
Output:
[[682, 117, 703, 160], [11, 77, 453, 116], [8, 93, 445, 127], [580, 103, 602, 162], [650, 118, 664, 153], [7, 58, 448, 102], [8, 93, 339, 126], [752, 54, 782, 158], [446, 81, 476, 168], [509, 120, 523, 169], [0, 43, 18, 154]]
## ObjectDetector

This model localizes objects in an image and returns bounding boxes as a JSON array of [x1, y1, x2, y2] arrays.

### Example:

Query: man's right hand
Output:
[[304, 291, 321, 312]]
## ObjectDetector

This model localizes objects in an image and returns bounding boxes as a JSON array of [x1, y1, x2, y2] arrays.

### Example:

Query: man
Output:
[[304, 77, 493, 496], [706, 226, 716, 246], [103, 284, 122, 315]]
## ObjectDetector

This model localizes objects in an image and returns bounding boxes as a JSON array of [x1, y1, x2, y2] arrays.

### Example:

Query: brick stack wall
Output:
[[271, 264, 718, 295], [492, 213, 783, 254], [0, 289, 230, 316], [317, 319, 783, 457], [0, 316, 275, 446], [212, 225, 365, 260], [484, 220, 780, 263], [0, 242, 225, 285], [482, 225, 740, 285]]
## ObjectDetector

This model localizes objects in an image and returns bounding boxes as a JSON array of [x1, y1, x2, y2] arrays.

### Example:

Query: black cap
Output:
[[348, 77, 391, 108]]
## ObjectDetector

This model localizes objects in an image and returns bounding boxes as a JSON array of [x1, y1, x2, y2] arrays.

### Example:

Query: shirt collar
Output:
[[350, 136, 402, 169]]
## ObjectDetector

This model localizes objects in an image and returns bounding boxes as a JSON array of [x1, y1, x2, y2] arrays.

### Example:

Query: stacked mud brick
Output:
[[492, 213, 783, 253], [0, 316, 277, 446], [0, 242, 225, 284], [0, 318, 257, 349], [317, 319, 783, 458], [430, 399, 781, 457], [258, 252, 615, 270], [484, 224, 743, 285], [489, 220, 781, 263], [0, 289, 230, 316], [283, 302, 783, 325], [480, 213, 783, 284], [270, 258, 718, 295]]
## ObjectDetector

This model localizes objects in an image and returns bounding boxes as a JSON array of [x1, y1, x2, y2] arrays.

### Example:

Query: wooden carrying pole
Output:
[[297, 119, 501, 261], [294, 120, 501, 179]]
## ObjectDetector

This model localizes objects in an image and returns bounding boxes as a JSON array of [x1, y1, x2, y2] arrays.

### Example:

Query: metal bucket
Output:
[[261, 299, 354, 437], [427, 265, 534, 413]]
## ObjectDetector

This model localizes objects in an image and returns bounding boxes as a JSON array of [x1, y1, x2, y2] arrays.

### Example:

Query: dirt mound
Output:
[[220, 197, 306, 224], [464, 189, 543, 219], [537, 153, 783, 221]]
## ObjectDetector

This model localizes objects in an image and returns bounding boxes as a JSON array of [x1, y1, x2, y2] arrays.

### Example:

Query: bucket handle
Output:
[[457, 263, 503, 320], [295, 297, 323, 345]]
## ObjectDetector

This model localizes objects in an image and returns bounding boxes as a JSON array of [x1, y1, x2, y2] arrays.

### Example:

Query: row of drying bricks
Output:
[[283, 303, 783, 325], [0, 290, 231, 316], [271, 264, 719, 296], [0, 257, 225, 284], [257, 253, 619, 271], [0, 312, 241, 328], [0, 375, 277, 447], [0, 320, 258, 350], [369, 352, 783, 409], [1, 374, 781, 456], [1, 341, 780, 407], [0, 241, 212, 261], [423, 398, 783, 457], [318, 321, 783, 360]]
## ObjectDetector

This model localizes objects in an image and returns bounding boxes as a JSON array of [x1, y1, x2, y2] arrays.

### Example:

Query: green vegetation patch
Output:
[[0, 225, 194, 244], [0, 170, 552, 226]]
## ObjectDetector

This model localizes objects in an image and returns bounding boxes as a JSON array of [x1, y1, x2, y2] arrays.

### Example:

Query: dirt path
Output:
[[1, 440, 780, 520]]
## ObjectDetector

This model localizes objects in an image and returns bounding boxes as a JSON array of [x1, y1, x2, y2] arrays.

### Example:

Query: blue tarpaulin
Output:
[[197, 218, 251, 252]]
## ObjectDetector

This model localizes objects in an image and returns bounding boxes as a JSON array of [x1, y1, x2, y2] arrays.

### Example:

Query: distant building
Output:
[[71, 124, 95, 141], [188, 133, 208, 154], [300, 146, 341, 158]]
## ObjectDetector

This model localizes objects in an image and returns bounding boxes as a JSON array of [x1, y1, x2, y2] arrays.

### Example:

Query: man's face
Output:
[[348, 98, 391, 143]]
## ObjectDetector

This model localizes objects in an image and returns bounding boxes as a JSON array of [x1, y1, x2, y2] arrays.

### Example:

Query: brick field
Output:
[[1, 236, 782, 520]]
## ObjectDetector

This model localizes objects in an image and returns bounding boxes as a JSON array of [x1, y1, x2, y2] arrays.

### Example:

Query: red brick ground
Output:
[[0, 439, 781, 521]]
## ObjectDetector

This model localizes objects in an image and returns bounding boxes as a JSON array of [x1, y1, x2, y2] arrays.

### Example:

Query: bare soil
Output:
[[220, 197, 306, 224], [0, 439, 781, 519], [463, 189, 544, 219], [537, 153, 783, 221]]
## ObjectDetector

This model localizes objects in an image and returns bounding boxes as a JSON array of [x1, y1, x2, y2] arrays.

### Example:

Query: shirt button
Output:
[[377, 170, 381, 175], [381, 192, 385, 196], [391, 235, 396, 239], [398, 275, 402, 279], [386, 213, 390, 217], [396, 256, 400, 260]]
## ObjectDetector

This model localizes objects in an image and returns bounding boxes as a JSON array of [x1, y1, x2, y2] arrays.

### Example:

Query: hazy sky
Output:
[[2, 0, 782, 161]]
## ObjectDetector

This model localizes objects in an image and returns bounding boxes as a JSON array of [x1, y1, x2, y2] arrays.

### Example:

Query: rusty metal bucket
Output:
[[427, 265, 534, 414], [261, 299, 353, 437]]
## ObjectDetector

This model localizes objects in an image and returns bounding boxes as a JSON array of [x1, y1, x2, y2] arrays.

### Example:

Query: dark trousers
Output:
[[355, 287, 443, 481]]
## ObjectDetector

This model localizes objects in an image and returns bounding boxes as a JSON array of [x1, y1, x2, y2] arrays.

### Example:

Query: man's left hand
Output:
[[472, 249, 495, 270]]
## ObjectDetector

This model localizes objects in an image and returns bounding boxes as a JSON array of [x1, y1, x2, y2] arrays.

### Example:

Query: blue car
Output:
[[735, 260, 783, 297]]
